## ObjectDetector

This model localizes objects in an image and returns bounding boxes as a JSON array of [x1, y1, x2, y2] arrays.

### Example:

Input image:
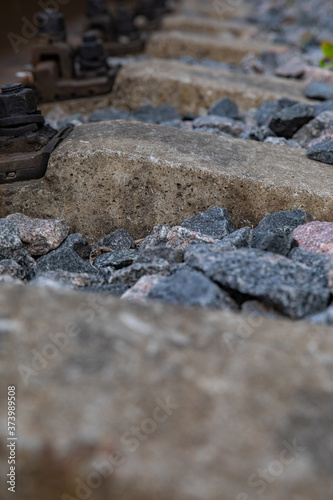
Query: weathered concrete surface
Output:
[[0, 121, 332, 242], [1, 281, 333, 500], [112, 59, 312, 114], [161, 14, 258, 37], [39, 60, 312, 117], [146, 31, 287, 64]]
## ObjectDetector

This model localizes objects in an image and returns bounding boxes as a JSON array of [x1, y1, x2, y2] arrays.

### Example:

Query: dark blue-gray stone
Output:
[[314, 100, 333, 116], [221, 227, 252, 248], [251, 230, 297, 256], [108, 261, 171, 287], [0, 259, 25, 280], [180, 206, 234, 239], [269, 103, 315, 138], [94, 249, 138, 269], [148, 268, 237, 309], [254, 98, 298, 127], [0, 220, 22, 259], [60, 233, 92, 260], [307, 140, 333, 165], [135, 246, 183, 264], [208, 97, 239, 119], [94, 229, 135, 251], [88, 107, 129, 122], [305, 81, 333, 101], [185, 247, 330, 318], [36, 247, 98, 274], [253, 209, 313, 236], [131, 104, 180, 124]]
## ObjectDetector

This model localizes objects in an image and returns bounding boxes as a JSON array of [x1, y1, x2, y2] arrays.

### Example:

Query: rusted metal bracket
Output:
[[0, 83, 73, 184], [0, 125, 73, 184], [32, 11, 117, 102]]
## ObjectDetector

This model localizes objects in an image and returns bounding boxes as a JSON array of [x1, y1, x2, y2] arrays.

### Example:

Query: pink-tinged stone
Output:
[[308, 134, 333, 149], [275, 57, 307, 79], [304, 67, 333, 85], [5, 213, 71, 256], [121, 275, 166, 302], [292, 221, 333, 254], [166, 226, 218, 251]]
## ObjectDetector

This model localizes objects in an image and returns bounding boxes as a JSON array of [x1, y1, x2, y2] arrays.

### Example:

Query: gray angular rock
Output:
[[289, 247, 332, 269], [192, 116, 245, 136], [166, 226, 219, 250], [208, 97, 239, 119], [5, 213, 71, 256], [293, 111, 333, 148], [0, 259, 25, 280], [147, 268, 238, 309], [121, 275, 165, 303], [314, 100, 333, 116], [181, 242, 237, 258], [307, 305, 333, 324], [135, 246, 183, 264], [289, 247, 332, 291], [307, 140, 333, 164], [185, 247, 330, 318], [305, 81, 333, 101], [275, 54, 307, 78], [94, 249, 138, 269], [254, 101, 280, 127], [308, 133, 333, 149], [36, 247, 98, 275], [180, 207, 234, 239], [253, 209, 313, 236], [139, 225, 171, 250], [269, 103, 315, 139], [88, 107, 129, 122], [0, 219, 23, 259], [132, 104, 180, 124], [254, 98, 298, 127], [108, 260, 171, 288], [240, 125, 274, 142], [94, 229, 135, 251], [60, 233, 92, 260], [221, 227, 252, 248], [251, 230, 297, 256], [15, 250, 37, 280]]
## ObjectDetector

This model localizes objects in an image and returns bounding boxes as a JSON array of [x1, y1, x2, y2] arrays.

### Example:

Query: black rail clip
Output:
[[0, 83, 73, 184]]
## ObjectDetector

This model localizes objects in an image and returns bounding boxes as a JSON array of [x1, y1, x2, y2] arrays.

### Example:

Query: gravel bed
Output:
[[1, 209, 332, 324], [46, 94, 333, 164]]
